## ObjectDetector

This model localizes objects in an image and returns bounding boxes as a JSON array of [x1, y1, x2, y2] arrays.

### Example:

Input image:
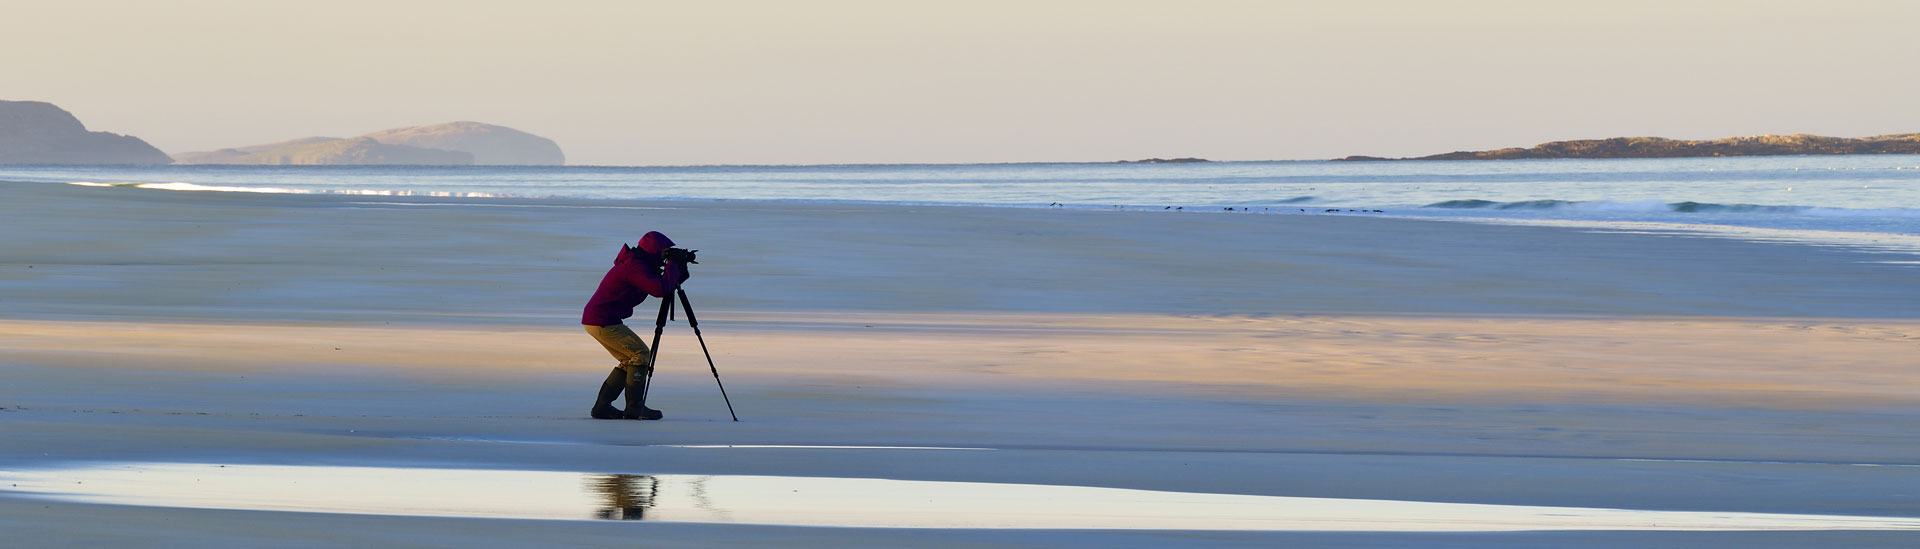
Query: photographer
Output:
[[582, 231, 691, 420]]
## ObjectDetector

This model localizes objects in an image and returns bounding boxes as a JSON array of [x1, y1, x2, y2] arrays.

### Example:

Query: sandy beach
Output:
[[3, 181, 1918, 546]]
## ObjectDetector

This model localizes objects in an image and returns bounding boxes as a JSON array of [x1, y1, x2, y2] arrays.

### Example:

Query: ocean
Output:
[[6, 156, 1920, 257]]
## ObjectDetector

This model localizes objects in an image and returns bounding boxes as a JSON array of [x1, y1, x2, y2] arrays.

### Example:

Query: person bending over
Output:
[[582, 231, 690, 420]]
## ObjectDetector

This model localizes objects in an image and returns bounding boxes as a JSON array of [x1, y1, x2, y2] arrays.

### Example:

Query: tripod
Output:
[[636, 284, 740, 421]]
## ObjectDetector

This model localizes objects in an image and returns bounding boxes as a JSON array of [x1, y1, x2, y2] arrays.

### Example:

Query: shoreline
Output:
[[7, 149, 1920, 169], [5, 181, 1917, 322], [13, 177, 1920, 259]]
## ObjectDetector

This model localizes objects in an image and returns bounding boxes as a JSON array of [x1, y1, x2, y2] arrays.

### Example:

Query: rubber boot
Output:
[[623, 364, 664, 420], [590, 367, 626, 419]]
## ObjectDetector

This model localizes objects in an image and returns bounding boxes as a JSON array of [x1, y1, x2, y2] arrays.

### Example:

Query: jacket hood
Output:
[[638, 231, 675, 254], [615, 231, 674, 265]]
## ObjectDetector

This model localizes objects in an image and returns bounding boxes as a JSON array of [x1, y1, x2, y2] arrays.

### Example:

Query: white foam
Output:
[[137, 182, 310, 194], [328, 189, 506, 198], [1421, 215, 1920, 258], [69, 181, 308, 194], [67, 181, 506, 198]]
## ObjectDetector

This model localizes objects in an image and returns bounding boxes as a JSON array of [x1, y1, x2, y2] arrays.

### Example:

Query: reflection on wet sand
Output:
[[587, 474, 657, 520], [3, 463, 1918, 531]]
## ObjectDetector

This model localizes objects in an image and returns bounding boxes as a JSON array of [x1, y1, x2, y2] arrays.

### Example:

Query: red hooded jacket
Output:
[[581, 231, 691, 326]]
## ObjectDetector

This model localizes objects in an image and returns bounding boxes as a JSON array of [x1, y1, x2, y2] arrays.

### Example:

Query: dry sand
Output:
[[2, 181, 1918, 546]]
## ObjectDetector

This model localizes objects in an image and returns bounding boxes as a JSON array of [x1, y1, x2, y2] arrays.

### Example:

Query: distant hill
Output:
[[0, 100, 172, 164], [173, 121, 563, 166], [1338, 133, 1920, 161], [362, 121, 564, 165], [169, 137, 344, 165], [204, 136, 473, 166]]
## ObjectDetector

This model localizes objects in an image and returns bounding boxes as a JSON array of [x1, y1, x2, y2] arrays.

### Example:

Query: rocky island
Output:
[[1118, 157, 1210, 163], [1338, 133, 1920, 161], [173, 121, 564, 166], [0, 100, 172, 164]]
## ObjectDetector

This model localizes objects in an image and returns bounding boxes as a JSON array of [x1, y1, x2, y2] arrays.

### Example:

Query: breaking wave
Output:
[[1424, 199, 1576, 210], [1423, 198, 1920, 218], [72, 181, 310, 194], [69, 181, 506, 198]]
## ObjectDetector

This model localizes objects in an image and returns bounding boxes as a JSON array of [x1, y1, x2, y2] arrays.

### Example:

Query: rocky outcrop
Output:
[[172, 121, 564, 166], [220, 137, 472, 166], [361, 121, 564, 165], [0, 100, 172, 164], [1339, 133, 1920, 161]]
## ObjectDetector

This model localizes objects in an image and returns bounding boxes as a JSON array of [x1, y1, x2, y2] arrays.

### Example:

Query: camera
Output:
[[662, 247, 698, 264]]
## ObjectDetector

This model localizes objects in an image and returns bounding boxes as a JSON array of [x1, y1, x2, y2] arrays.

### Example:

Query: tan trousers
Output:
[[585, 324, 653, 384]]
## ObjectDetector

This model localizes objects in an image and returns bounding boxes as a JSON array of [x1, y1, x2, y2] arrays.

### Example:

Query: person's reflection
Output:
[[588, 474, 659, 520]]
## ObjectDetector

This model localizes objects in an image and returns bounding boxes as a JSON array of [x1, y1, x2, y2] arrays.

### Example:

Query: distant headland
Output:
[[1337, 133, 1920, 161], [0, 99, 564, 166], [0, 100, 171, 164], [174, 121, 565, 166]]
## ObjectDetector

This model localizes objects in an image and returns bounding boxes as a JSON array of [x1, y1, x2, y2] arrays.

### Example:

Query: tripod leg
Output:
[[620, 290, 673, 420], [641, 289, 674, 402], [677, 289, 739, 421]]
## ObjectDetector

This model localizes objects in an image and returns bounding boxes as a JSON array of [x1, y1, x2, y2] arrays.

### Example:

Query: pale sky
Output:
[[6, 0, 1918, 165]]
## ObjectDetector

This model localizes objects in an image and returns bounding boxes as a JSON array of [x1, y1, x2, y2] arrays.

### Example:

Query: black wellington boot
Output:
[[590, 367, 626, 419], [623, 366, 664, 420]]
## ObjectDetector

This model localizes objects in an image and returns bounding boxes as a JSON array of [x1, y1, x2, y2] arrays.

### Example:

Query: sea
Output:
[[6, 155, 1920, 258]]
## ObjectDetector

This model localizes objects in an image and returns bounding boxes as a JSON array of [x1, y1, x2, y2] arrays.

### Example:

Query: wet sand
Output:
[[2, 181, 1917, 546]]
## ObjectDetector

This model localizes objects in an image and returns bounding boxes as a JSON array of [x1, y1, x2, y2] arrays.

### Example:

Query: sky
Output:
[[6, 0, 1919, 166]]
